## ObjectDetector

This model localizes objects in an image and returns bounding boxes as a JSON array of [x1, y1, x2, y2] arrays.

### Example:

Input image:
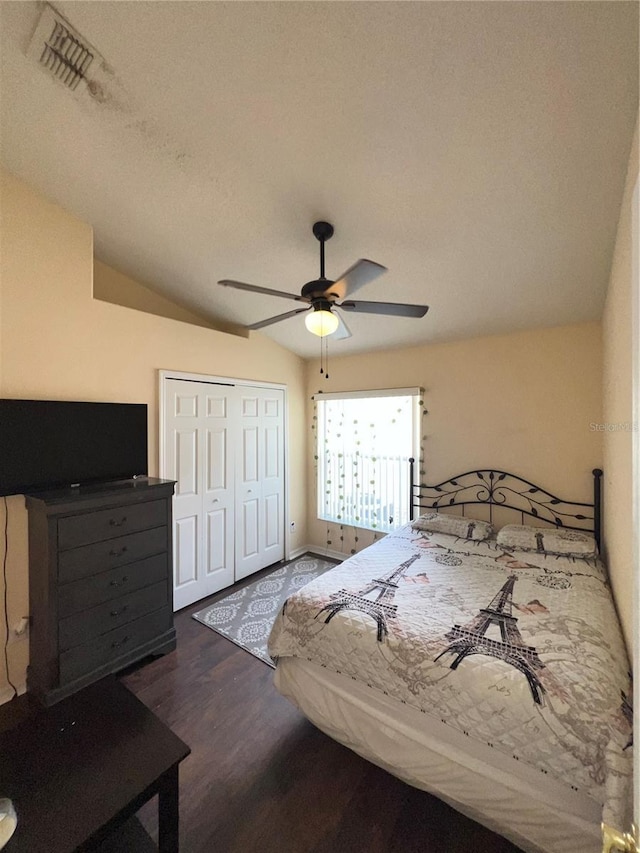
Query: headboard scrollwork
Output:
[[409, 460, 603, 551]]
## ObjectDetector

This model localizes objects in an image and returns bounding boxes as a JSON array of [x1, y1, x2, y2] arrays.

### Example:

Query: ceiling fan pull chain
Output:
[[325, 335, 330, 379]]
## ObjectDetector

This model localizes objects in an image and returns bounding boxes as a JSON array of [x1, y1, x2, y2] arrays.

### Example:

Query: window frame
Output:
[[313, 387, 423, 533]]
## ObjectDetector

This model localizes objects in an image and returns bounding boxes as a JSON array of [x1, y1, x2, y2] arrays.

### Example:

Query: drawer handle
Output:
[[110, 605, 129, 617], [109, 576, 129, 587], [111, 635, 130, 650], [109, 516, 128, 527], [109, 546, 128, 557]]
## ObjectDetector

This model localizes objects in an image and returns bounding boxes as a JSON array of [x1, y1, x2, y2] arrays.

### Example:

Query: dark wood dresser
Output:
[[25, 477, 176, 706]]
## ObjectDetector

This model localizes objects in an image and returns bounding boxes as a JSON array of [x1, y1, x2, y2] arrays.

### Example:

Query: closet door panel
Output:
[[207, 427, 228, 492], [241, 500, 259, 556], [202, 389, 235, 596], [235, 393, 262, 579], [241, 427, 259, 484], [175, 515, 198, 587], [165, 379, 234, 609], [206, 506, 229, 577], [259, 392, 285, 567], [175, 429, 198, 497], [235, 388, 285, 579], [264, 425, 279, 479], [166, 384, 202, 610], [264, 493, 280, 549]]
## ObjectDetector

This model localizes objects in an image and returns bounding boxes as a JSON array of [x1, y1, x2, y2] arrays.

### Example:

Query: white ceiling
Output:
[[1, 1, 638, 357]]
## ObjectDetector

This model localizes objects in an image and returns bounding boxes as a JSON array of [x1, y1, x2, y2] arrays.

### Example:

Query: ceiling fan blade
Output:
[[245, 306, 310, 331], [331, 310, 352, 340], [338, 300, 429, 318], [323, 259, 387, 300], [218, 280, 308, 302]]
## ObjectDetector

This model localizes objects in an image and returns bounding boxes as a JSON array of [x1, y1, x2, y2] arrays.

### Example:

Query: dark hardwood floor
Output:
[[122, 578, 524, 853]]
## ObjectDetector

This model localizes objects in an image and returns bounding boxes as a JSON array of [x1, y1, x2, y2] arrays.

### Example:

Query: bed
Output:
[[268, 467, 633, 853]]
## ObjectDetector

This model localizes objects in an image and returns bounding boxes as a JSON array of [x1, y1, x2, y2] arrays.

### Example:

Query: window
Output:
[[314, 388, 422, 533]]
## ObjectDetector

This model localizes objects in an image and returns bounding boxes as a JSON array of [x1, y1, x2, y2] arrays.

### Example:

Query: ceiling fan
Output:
[[218, 221, 429, 340]]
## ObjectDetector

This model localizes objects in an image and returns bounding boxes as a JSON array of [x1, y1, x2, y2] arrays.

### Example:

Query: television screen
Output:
[[0, 400, 148, 496]]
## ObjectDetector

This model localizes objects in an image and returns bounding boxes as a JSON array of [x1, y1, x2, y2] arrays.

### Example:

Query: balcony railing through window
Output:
[[319, 450, 411, 532]]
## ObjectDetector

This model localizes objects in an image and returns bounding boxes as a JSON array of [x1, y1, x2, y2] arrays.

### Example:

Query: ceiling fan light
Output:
[[305, 309, 339, 337]]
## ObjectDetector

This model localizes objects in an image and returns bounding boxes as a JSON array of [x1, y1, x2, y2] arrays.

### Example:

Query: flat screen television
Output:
[[0, 399, 148, 496]]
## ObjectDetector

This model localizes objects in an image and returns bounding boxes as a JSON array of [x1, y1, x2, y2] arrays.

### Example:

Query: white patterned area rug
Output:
[[191, 553, 340, 667]]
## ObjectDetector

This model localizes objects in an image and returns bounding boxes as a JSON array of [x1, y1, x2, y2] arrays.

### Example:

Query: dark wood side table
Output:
[[0, 676, 190, 852]]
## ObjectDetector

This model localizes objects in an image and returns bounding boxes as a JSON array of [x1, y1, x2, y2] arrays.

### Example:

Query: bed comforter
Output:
[[268, 525, 633, 826]]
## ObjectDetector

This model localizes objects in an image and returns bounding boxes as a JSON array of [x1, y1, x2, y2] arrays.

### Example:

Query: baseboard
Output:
[[289, 544, 346, 563], [288, 545, 310, 561]]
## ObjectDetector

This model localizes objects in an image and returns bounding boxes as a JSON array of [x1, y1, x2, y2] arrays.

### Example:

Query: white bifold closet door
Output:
[[235, 388, 286, 580], [164, 378, 285, 611]]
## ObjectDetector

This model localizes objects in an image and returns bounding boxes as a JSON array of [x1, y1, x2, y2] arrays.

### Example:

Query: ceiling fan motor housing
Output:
[[301, 279, 337, 301]]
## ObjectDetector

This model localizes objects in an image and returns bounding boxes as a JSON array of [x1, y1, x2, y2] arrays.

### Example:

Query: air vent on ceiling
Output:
[[27, 4, 98, 91]]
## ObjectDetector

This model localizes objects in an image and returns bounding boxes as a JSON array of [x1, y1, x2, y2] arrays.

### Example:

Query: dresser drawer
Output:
[[58, 527, 167, 584], [59, 606, 173, 685], [58, 554, 169, 618], [58, 500, 167, 550], [59, 581, 169, 651]]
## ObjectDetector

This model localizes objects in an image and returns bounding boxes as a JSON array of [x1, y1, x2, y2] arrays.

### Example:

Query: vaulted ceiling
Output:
[[1, 1, 638, 356]]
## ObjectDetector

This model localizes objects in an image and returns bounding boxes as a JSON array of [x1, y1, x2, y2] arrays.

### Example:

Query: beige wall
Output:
[[94, 259, 247, 337], [306, 323, 603, 556], [0, 169, 307, 700], [602, 118, 639, 660]]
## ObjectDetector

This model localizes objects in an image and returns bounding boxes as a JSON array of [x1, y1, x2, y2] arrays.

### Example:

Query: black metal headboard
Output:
[[409, 460, 603, 551]]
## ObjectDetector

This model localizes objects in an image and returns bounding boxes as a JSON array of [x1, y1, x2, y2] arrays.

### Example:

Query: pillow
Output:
[[496, 524, 597, 557], [412, 512, 494, 541]]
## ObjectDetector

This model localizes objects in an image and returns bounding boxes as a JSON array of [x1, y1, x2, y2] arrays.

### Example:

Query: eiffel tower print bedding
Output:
[[268, 524, 633, 829]]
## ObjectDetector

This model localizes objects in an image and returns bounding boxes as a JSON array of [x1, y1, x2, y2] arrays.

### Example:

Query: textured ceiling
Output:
[[1, 1, 638, 357]]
